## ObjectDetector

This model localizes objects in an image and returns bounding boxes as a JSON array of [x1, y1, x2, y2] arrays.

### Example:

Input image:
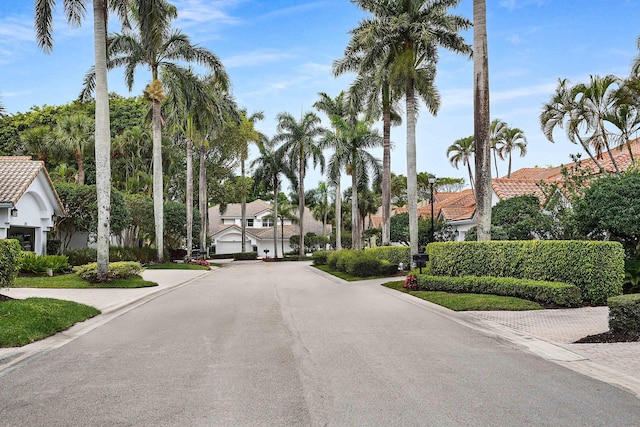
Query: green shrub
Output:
[[379, 259, 399, 276], [63, 247, 97, 266], [608, 294, 640, 334], [233, 252, 258, 260], [109, 246, 137, 262], [0, 239, 22, 287], [130, 247, 158, 264], [345, 252, 380, 277], [74, 261, 143, 283], [428, 240, 624, 305], [327, 251, 340, 270], [312, 250, 329, 266], [19, 253, 70, 275], [366, 246, 411, 270], [335, 250, 355, 273], [417, 274, 582, 308], [46, 239, 62, 255]]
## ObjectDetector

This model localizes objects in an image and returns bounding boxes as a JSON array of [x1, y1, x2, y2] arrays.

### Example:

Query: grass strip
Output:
[[0, 298, 100, 347], [12, 274, 157, 289], [313, 265, 402, 282], [382, 281, 543, 311]]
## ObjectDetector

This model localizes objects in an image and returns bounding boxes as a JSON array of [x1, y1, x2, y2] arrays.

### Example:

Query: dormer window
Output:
[[263, 218, 273, 227], [246, 219, 254, 227]]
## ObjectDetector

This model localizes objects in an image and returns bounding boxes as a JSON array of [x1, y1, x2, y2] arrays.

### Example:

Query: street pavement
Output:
[[0, 261, 639, 425]]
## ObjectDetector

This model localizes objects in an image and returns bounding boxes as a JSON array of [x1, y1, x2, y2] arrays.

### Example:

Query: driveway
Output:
[[1, 261, 639, 426]]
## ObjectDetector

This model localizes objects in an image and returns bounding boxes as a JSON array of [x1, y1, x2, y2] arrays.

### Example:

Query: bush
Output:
[[19, 253, 70, 275], [345, 251, 380, 277], [428, 240, 624, 305], [336, 250, 355, 273], [379, 259, 399, 276], [312, 250, 329, 266], [327, 251, 340, 270], [233, 252, 258, 261], [608, 294, 640, 334], [417, 274, 582, 308], [63, 247, 97, 266], [74, 261, 143, 283], [46, 239, 62, 255], [366, 246, 411, 269], [130, 247, 158, 264], [0, 239, 22, 287], [195, 259, 210, 268], [109, 246, 137, 262], [168, 248, 187, 261]]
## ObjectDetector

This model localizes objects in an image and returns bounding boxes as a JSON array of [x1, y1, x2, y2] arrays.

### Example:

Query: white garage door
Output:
[[216, 241, 242, 255]]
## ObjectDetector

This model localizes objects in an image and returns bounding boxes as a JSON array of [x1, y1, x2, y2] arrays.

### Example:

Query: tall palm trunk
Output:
[[93, 0, 111, 281], [241, 159, 247, 252], [74, 148, 85, 185], [273, 179, 279, 258], [467, 161, 475, 192], [199, 142, 207, 251], [335, 178, 342, 250], [298, 153, 305, 257], [473, 0, 492, 241], [152, 95, 164, 260], [381, 82, 391, 246], [186, 135, 193, 259], [600, 121, 620, 172], [406, 78, 419, 259], [577, 134, 604, 171], [351, 168, 361, 250]]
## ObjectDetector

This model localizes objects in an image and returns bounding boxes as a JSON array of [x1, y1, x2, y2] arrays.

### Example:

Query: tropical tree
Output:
[[489, 119, 507, 177], [498, 126, 527, 178], [347, 0, 472, 258], [82, 0, 228, 260], [0, 99, 5, 117], [274, 111, 325, 257], [311, 181, 331, 237], [21, 125, 57, 164], [34, 0, 130, 281], [55, 114, 94, 185], [324, 117, 382, 250], [474, 0, 492, 241], [447, 136, 475, 192]]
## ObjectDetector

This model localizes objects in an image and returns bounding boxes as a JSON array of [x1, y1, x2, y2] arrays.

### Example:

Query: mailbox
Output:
[[412, 253, 429, 273]]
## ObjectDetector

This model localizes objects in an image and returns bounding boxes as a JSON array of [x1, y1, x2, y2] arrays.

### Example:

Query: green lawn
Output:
[[313, 264, 402, 282], [12, 274, 157, 289], [0, 297, 100, 347], [383, 280, 543, 311], [145, 262, 212, 270]]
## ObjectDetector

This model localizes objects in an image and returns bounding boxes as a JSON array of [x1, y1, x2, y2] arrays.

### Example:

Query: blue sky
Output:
[[1, 0, 640, 191]]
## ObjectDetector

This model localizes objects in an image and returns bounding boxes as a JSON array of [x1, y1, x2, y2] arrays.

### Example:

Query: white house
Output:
[[208, 199, 330, 256], [0, 157, 64, 255]]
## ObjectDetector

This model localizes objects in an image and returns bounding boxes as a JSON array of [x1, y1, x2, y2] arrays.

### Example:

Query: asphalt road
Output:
[[1, 261, 639, 426]]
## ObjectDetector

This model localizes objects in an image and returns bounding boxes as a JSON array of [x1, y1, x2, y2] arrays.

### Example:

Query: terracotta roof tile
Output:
[[0, 157, 63, 214]]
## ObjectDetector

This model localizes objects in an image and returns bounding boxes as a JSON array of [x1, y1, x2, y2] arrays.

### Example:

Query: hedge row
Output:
[[322, 250, 398, 277], [63, 247, 159, 266], [428, 241, 624, 305], [417, 274, 582, 308], [233, 252, 258, 260], [608, 294, 640, 334], [365, 246, 411, 270], [0, 239, 21, 287]]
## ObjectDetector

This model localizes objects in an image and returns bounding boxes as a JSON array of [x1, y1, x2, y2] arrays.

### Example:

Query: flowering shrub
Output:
[[404, 274, 418, 291], [195, 259, 211, 268]]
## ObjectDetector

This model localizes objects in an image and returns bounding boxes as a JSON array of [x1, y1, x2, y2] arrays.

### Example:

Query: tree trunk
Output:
[[473, 0, 492, 241], [335, 178, 341, 250], [186, 135, 193, 260], [351, 169, 360, 250], [467, 161, 475, 193], [298, 153, 305, 257], [241, 158, 247, 253], [507, 152, 512, 178], [152, 95, 164, 260], [74, 148, 85, 185], [93, 0, 110, 281], [406, 78, 419, 261], [199, 142, 207, 252], [381, 82, 391, 246], [273, 178, 279, 258]]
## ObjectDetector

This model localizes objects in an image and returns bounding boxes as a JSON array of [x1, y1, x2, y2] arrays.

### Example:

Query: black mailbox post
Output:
[[412, 253, 429, 274]]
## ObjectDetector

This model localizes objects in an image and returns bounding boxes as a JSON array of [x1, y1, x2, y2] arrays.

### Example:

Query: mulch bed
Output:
[[575, 331, 640, 343]]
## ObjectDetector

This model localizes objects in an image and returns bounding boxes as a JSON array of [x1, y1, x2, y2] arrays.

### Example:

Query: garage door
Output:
[[216, 241, 242, 255]]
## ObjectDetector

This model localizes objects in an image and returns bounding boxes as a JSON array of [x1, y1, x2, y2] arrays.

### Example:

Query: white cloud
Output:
[[223, 49, 295, 68], [499, 0, 548, 10], [0, 17, 34, 43], [258, 2, 332, 20], [173, 0, 244, 26]]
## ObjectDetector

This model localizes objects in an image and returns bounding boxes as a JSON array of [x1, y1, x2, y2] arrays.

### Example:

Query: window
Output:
[[246, 219, 254, 227], [263, 218, 273, 227]]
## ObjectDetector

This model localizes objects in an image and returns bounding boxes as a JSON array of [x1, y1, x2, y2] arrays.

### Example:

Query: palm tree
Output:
[[473, 0, 491, 241], [56, 114, 95, 185], [82, 0, 228, 260], [498, 126, 527, 178], [238, 112, 264, 253], [447, 136, 475, 192], [35, 0, 130, 281], [311, 181, 330, 237], [21, 125, 57, 164], [313, 91, 353, 251], [347, 0, 471, 257], [489, 119, 507, 177], [324, 117, 382, 250], [540, 78, 604, 170], [274, 111, 325, 257]]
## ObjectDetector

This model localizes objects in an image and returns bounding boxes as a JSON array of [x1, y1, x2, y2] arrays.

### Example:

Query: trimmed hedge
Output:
[[365, 246, 411, 270], [322, 249, 399, 278], [428, 240, 624, 305], [417, 274, 582, 308], [0, 239, 22, 287], [608, 294, 640, 334], [312, 250, 329, 266], [233, 252, 258, 260]]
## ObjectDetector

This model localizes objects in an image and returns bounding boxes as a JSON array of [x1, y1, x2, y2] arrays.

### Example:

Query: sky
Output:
[[1, 0, 640, 192]]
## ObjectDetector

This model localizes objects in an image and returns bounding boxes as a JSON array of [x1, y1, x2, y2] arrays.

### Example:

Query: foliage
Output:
[[491, 195, 554, 239], [573, 171, 640, 256], [290, 233, 329, 253], [624, 258, 640, 294], [46, 239, 62, 255], [404, 274, 418, 291], [195, 259, 210, 268], [0, 298, 100, 348], [390, 212, 454, 249], [312, 250, 329, 266], [323, 248, 401, 278], [329, 231, 352, 249], [19, 253, 70, 275], [463, 226, 509, 241], [162, 201, 202, 250], [233, 252, 258, 260], [365, 246, 411, 270], [0, 239, 22, 287], [428, 241, 624, 305], [416, 274, 582, 308], [74, 261, 142, 283], [63, 247, 98, 266], [608, 294, 640, 334], [344, 251, 380, 277]]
